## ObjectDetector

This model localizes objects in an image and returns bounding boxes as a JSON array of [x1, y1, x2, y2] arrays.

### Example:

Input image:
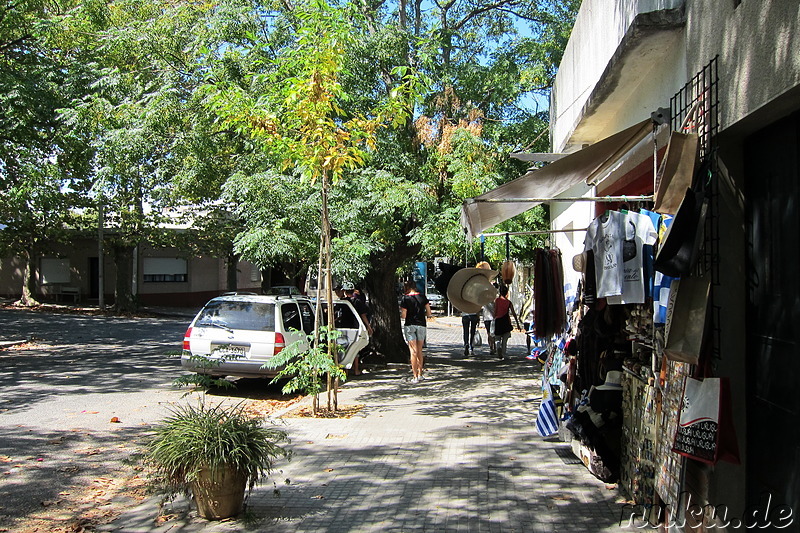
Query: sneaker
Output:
[[417, 374, 425, 382], [410, 377, 420, 384], [463, 346, 469, 356]]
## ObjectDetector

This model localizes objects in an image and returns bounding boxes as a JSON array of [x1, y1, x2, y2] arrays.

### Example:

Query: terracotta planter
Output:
[[190, 465, 248, 520]]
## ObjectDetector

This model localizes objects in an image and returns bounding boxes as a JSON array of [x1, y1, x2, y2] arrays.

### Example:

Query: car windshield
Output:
[[195, 301, 276, 331]]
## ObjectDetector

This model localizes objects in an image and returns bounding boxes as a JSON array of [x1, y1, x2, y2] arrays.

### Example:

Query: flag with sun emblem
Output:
[[535, 380, 559, 437]]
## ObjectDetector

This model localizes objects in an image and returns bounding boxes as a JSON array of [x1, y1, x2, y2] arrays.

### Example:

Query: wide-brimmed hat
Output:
[[572, 252, 588, 273], [596, 370, 623, 390], [447, 268, 499, 314]]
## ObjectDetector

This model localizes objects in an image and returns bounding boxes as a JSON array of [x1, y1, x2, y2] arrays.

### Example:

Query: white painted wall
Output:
[[552, 0, 685, 150]]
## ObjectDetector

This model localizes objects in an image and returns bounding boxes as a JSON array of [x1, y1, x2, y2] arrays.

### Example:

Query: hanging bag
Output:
[[654, 132, 700, 215], [663, 274, 711, 364], [472, 329, 482, 347], [672, 376, 741, 465], [654, 158, 712, 277]]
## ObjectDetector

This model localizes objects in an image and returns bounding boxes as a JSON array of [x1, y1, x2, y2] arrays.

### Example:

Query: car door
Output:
[[319, 300, 370, 369]]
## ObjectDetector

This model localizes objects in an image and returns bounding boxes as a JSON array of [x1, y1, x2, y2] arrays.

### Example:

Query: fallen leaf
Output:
[[324, 468, 334, 472], [0, 456, 11, 463], [312, 495, 324, 499], [109, 417, 121, 423], [82, 411, 99, 415]]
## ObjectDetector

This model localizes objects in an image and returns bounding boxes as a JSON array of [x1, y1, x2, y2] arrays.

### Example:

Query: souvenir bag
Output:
[[663, 274, 711, 364], [672, 376, 741, 465], [654, 158, 711, 277], [654, 132, 700, 215]]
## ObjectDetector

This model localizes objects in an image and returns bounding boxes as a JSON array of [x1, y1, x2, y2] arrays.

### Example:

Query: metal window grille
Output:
[[669, 55, 721, 360]]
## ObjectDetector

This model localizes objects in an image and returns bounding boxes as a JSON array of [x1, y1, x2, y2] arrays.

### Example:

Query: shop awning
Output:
[[460, 119, 653, 238]]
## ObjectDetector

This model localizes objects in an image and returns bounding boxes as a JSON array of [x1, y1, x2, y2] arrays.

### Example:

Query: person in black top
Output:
[[342, 283, 373, 376], [399, 280, 433, 383]]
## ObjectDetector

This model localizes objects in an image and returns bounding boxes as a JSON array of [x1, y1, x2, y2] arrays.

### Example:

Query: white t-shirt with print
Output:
[[584, 211, 624, 298], [607, 211, 658, 305]]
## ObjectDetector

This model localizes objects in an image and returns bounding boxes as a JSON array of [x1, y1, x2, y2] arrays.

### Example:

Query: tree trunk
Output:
[[17, 249, 40, 307], [226, 252, 238, 292], [364, 238, 419, 363], [113, 244, 137, 313], [260, 267, 272, 294]]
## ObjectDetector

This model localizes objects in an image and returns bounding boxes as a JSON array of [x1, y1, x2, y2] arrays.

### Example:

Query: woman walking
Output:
[[400, 281, 433, 383], [493, 284, 521, 360]]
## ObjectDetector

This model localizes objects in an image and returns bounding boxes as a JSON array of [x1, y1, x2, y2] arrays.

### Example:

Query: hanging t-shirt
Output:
[[607, 211, 658, 305], [584, 211, 624, 298]]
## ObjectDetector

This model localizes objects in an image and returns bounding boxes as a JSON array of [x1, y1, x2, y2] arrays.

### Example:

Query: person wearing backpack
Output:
[[400, 280, 433, 383]]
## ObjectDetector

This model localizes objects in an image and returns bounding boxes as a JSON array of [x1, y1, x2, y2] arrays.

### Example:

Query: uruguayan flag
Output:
[[536, 381, 560, 437]]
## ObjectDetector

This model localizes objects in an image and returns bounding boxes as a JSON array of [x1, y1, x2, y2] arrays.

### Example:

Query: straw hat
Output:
[[446, 268, 499, 314], [596, 370, 623, 391]]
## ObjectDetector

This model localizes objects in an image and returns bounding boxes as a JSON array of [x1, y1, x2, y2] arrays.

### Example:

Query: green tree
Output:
[[0, 0, 98, 305]]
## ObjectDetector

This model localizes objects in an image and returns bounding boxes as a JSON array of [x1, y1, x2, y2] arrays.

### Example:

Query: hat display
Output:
[[501, 260, 515, 285], [596, 370, 623, 391], [446, 268, 499, 314], [572, 252, 587, 273]]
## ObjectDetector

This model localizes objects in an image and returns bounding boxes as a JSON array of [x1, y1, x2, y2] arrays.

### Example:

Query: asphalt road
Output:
[[0, 306, 197, 530]]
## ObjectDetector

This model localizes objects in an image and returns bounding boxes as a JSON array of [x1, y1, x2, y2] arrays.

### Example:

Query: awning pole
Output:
[[481, 228, 588, 237], [471, 195, 653, 204]]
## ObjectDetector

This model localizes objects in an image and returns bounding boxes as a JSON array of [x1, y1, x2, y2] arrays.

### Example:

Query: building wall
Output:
[[551, 180, 596, 294], [552, 0, 686, 151], [0, 240, 262, 307], [686, 0, 800, 134], [682, 0, 800, 517]]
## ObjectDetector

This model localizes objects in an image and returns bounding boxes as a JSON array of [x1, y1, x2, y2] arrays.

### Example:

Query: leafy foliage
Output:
[[264, 327, 347, 402]]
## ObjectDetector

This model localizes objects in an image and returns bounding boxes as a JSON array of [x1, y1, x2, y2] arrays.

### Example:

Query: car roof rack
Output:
[[221, 291, 259, 296]]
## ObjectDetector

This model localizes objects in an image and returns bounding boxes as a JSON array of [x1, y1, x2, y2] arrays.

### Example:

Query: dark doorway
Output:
[[744, 111, 800, 519], [89, 257, 99, 299]]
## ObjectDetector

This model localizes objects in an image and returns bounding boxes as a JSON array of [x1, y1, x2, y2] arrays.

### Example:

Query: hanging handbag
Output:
[[654, 158, 711, 277], [663, 274, 711, 365], [654, 132, 700, 215], [672, 376, 741, 465]]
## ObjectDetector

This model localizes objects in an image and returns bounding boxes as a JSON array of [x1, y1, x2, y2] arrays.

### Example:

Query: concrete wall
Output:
[[551, 180, 596, 293], [552, 0, 685, 151], [686, 0, 800, 134], [0, 241, 262, 307], [682, 0, 800, 516]]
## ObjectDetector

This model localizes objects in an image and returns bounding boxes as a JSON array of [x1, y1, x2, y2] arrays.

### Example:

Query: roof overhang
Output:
[[460, 119, 654, 238], [562, 9, 685, 151]]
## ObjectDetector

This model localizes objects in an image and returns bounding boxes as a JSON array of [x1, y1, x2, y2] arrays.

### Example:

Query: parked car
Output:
[[264, 285, 302, 296], [181, 294, 369, 379], [426, 285, 446, 312]]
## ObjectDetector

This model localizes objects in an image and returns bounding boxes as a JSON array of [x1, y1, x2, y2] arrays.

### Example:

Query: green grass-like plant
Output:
[[146, 402, 291, 495]]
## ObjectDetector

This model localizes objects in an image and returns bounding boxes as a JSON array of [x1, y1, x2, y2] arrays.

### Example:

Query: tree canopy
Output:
[[1, 0, 579, 354]]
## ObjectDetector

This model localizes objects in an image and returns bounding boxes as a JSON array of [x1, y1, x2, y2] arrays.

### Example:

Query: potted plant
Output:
[[146, 402, 291, 520]]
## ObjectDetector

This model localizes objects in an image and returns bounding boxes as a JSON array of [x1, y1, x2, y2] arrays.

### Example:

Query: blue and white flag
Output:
[[536, 381, 560, 437]]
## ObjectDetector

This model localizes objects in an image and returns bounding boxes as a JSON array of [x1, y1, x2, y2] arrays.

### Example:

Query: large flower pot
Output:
[[190, 465, 248, 520]]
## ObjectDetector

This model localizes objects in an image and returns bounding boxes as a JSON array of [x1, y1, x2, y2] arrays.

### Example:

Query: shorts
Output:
[[403, 325, 427, 343]]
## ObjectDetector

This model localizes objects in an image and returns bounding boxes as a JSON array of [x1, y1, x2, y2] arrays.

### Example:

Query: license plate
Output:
[[211, 344, 249, 359]]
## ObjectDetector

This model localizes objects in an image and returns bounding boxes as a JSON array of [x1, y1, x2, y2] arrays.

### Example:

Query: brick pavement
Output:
[[113, 317, 629, 532]]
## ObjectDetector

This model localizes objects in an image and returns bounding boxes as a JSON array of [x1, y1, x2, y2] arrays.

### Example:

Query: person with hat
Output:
[[400, 280, 433, 383]]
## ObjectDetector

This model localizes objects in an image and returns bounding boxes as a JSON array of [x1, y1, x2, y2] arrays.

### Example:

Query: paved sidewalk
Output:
[[111, 317, 627, 532]]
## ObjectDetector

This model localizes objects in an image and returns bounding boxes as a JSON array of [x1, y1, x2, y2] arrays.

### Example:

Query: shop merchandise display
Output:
[[526, 201, 726, 520]]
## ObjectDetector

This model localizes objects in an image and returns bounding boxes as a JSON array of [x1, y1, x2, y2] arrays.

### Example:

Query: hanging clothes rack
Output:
[[473, 194, 653, 204], [480, 228, 587, 237]]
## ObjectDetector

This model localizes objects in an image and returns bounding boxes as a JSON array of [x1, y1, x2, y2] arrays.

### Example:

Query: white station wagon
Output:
[[181, 293, 369, 379]]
